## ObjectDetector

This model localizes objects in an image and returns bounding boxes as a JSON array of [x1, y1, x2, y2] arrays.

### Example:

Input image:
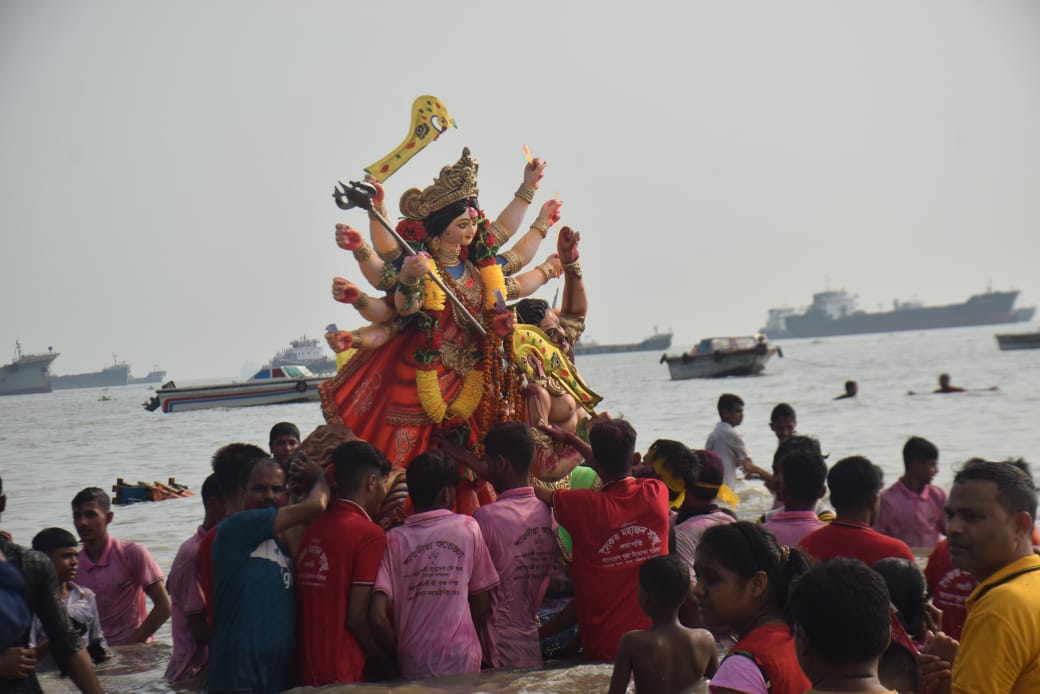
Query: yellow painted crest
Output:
[[364, 95, 457, 182]]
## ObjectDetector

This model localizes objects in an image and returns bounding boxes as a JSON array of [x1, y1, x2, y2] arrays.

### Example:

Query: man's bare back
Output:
[[608, 622, 718, 694]]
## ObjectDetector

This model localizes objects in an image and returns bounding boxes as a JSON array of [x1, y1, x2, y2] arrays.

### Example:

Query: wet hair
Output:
[[902, 436, 938, 469], [407, 450, 459, 508], [331, 441, 391, 493], [211, 443, 268, 500], [639, 555, 690, 611], [589, 419, 637, 477], [269, 422, 300, 444], [698, 521, 812, 625], [1005, 457, 1034, 481], [827, 456, 882, 513], [790, 558, 891, 664], [514, 298, 550, 326], [32, 527, 78, 556], [717, 393, 743, 417], [778, 445, 828, 506], [770, 403, 796, 423], [238, 456, 283, 493], [71, 487, 111, 512], [485, 422, 535, 475], [201, 474, 221, 506], [953, 459, 1037, 521], [424, 198, 478, 238], [873, 558, 927, 641], [772, 434, 826, 469]]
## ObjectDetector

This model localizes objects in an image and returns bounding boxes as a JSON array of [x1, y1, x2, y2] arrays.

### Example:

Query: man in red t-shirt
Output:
[[536, 419, 670, 662], [296, 441, 391, 685], [800, 456, 914, 566]]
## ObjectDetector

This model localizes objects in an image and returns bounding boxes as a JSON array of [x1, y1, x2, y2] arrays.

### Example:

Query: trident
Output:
[[332, 180, 487, 338]]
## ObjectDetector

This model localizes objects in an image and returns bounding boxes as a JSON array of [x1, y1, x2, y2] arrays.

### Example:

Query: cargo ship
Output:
[[763, 289, 1034, 339], [52, 362, 131, 389], [270, 336, 337, 374], [572, 330, 672, 356], [0, 342, 59, 396]]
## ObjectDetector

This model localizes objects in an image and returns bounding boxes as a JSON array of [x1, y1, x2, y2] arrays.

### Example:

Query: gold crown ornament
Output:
[[399, 147, 480, 220]]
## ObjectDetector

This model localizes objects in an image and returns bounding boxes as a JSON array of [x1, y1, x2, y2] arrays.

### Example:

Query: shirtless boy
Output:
[[608, 555, 717, 694]]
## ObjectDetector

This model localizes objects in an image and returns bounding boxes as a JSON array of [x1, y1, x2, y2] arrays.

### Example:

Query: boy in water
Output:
[[608, 555, 717, 694], [30, 528, 109, 667]]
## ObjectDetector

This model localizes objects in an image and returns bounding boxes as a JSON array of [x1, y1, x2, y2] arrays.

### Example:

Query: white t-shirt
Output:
[[705, 421, 748, 489]]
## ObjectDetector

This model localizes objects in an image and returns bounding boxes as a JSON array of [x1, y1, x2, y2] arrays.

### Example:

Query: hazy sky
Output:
[[3, 1, 1038, 379]]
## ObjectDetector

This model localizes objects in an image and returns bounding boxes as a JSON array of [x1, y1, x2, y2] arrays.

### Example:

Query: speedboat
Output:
[[660, 335, 782, 380], [143, 365, 326, 413], [995, 330, 1040, 351]]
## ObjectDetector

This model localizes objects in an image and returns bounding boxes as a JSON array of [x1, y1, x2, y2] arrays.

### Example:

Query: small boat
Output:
[[143, 365, 326, 413], [112, 477, 194, 505], [995, 330, 1040, 351], [660, 335, 782, 380]]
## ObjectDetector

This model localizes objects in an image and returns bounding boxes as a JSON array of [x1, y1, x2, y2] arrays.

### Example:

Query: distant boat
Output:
[[0, 342, 59, 396], [52, 361, 131, 389], [129, 366, 167, 385], [143, 364, 326, 413], [660, 336, 781, 380], [763, 289, 1035, 339], [572, 330, 672, 356], [270, 336, 337, 373], [995, 330, 1040, 351]]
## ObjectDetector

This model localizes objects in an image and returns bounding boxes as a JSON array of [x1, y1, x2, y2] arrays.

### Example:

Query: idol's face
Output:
[[440, 209, 478, 247], [539, 311, 569, 353]]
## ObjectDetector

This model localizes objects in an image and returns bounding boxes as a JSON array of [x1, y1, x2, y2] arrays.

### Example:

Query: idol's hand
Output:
[[538, 198, 563, 227], [364, 175, 386, 208], [491, 311, 515, 338], [325, 330, 353, 353], [332, 277, 361, 304], [557, 226, 580, 263], [399, 253, 431, 283], [335, 224, 363, 251], [545, 253, 563, 279], [524, 158, 547, 188]]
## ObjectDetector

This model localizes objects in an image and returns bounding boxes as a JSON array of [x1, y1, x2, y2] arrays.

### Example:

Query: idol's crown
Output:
[[399, 147, 479, 220]]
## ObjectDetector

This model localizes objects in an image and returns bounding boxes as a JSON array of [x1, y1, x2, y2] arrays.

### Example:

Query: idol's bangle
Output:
[[354, 293, 371, 311], [352, 242, 373, 262], [500, 250, 522, 276], [536, 261, 558, 283], [377, 246, 403, 262], [350, 330, 364, 350], [563, 259, 582, 279], [531, 218, 551, 239], [515, 183, 536, 204], [397, 274, 421, 289], [504, 276, 521, 300]]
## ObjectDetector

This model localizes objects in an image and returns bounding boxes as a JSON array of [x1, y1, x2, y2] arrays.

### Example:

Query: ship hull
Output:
[[572, 333, 672, 357], [662, 349, 776, 380], [776, 291, 1033, 339], [129, 370, 167, 385], [154, 377, 326, 413], [0, 352, 59, 396], [995, 331, 1040, 351], [52, 364, 131, 389]]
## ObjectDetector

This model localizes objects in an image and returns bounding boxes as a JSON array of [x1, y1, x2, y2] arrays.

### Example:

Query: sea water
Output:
[[2, 324, 1037, 692]]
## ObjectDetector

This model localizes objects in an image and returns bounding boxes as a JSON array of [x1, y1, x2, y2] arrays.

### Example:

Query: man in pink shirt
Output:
[[875, 436, 946, 549], [165, 474, 223, 684], [763, 440, 828, 546], [370, 450, 499, 680], [472, 422, 555, 668], [71, 487, 170, 646]]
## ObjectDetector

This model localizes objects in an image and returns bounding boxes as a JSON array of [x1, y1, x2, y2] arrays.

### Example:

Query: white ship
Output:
[[0, 342, 60, 396], [270, 336, 336, 374]]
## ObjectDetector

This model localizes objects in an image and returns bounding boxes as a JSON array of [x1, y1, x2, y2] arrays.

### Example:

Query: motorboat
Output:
[[995, 330, 1040, 351], [143, 365, 326, 413], [660, 335, 781, 380]]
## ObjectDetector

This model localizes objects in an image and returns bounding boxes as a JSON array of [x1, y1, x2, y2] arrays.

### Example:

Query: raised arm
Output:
[[332, 277, 396, 323], [335, 224, 394, 290], [394, 253, 432, 317], [493, 159, 546, 240], [505, 254, 563, 301], [364, 178, 402, 259], [500, 199, 563, 274], [556, 226, 587, 322], [273, 473, 330, 535]]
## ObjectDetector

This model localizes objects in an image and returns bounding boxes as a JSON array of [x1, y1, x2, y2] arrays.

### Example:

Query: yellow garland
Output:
[[422, 265, 447, 311], [416, 368, 484, 423], [478, 264, 507, 309]]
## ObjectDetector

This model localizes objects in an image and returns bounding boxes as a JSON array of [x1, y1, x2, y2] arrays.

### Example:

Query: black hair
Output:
[[697, 522, 812, 625], [590, 419, 637, 477], [902, 436, 938, 469], [484, 422, 535, 475], [201, 474, 221, 506], [873, 558, 927, 641], [407, 450, 459, 508], [639, 555, 690, 611], [647, 439, 698, 493], [954, 459, 1037, 520], [331, 441, 391, 493], [71, 487, 111, 512], [778, 445, 828, 506], [238, 456, 283, 493], [827, 456, 882, 513], [770, 402, 796, 422], [772, 434, 825, 468], [717, 393, 744, 417], [424, 198, 479, 238], [790, 557, 891, 664], [31, 527, 78, 555], [269, 422, 300, 444], [514, 298, 550, 326], [211, 443, 268, 500]]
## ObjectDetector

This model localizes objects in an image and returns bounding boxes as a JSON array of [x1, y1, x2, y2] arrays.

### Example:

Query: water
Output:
[[3, 324, 1037, 692]]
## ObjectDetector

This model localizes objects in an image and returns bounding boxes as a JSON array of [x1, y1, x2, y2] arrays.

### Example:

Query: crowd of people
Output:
[[0, 405, 1037, 694]]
